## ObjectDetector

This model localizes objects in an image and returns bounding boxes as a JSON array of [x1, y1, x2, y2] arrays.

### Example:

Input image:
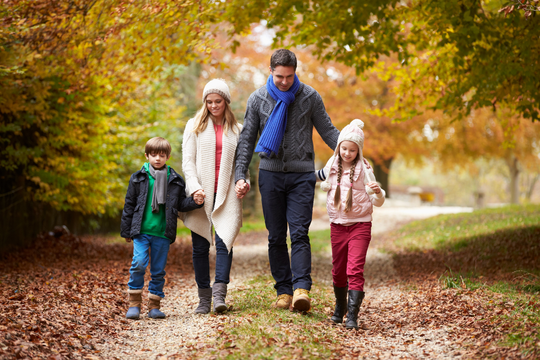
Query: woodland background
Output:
[[1, 0, 540, 250]]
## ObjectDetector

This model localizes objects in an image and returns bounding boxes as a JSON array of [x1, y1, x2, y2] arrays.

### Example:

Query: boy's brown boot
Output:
[[126, 289, 142, 320], [148, 293, 166, 319]]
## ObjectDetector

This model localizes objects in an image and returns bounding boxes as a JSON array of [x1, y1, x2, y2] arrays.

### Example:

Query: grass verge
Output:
[[389, 204, 540, 357], [185, 275, 349, 360], [391, 204, 540, 252], [309, 229, 331, 254]]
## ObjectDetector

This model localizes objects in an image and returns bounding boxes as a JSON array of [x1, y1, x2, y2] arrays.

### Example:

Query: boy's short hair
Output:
[[145, 137, 171, 157], [270, 49, 297, 71]]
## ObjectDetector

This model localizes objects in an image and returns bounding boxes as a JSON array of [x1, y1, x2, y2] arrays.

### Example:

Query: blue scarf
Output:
[[255, 74, 301, 157]]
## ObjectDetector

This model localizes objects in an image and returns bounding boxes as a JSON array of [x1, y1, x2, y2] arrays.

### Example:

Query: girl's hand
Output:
[[125, 238, 132, 243], [367, 182, 381, 195]]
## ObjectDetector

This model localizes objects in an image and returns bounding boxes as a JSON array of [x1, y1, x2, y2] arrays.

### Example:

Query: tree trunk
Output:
[[370, 158, 393, 198], [505, 154, 520, 204], [526, 174, 539, 201]]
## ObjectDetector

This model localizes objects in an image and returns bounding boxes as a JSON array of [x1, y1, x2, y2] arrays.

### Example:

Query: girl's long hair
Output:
[[192, 99, 238, 135], [333, 153, 359, 213]]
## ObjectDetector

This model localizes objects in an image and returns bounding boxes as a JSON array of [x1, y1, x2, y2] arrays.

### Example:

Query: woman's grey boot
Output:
[[345, 290, 365, 330], [194, 288, 212, 314], [330, 285, 348, 324], [212, 283, 228, 313]]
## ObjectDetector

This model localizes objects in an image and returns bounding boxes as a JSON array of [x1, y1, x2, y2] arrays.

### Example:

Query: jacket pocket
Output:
[[171, 207, 178, 216]]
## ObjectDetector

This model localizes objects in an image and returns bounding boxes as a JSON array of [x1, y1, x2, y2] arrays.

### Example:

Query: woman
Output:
[[182, 79, 248, 314]]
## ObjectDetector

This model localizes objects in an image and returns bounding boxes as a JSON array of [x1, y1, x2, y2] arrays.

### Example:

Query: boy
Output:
[[121, 137, 203, 319]]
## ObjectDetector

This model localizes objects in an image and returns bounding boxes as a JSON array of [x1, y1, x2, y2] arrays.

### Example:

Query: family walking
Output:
[[120, 49, 385, 330]]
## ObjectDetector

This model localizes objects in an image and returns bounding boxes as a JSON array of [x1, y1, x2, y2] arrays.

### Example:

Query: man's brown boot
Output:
[[292, 289, 310, 312], [272, 294, 293, 309]]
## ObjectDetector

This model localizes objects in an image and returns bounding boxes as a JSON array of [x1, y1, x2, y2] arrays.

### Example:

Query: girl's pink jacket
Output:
[[316, 157, 385, 224]]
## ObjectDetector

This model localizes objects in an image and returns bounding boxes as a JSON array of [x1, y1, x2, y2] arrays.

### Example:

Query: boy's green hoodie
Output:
[[140, 162, 170, 239]]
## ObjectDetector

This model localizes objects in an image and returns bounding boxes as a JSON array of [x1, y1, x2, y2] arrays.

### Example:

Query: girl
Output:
[[182, 79, 249, 314], [316, 119, 385, 329]]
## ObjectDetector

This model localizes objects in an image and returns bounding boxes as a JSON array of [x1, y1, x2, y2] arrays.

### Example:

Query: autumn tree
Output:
[[206, 28, 433, 197], [0, 0, 223, 246], [425, 110, 540, 204], [221, 0, 540, 122]]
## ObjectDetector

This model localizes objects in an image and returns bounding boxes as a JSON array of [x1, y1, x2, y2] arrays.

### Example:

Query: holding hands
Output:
[[235, 179, 249, 199], [193, 189, 205, 205], [367, 182, 382, 195]]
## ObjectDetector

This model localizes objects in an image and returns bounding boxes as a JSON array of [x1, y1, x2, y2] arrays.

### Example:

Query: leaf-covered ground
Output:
[[1, 205, 539, 359], [0, 231, 195, 359]]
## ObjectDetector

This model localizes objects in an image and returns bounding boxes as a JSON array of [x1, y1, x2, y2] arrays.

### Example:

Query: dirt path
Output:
[[99, 206, 472, 359]]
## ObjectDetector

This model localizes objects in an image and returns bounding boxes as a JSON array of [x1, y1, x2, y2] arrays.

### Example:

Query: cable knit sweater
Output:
[[235, 83, 340, 182], [181, 118, 249, 252]]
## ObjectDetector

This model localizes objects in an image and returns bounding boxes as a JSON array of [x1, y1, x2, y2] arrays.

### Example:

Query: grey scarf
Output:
[[149, 165, 167, 213]]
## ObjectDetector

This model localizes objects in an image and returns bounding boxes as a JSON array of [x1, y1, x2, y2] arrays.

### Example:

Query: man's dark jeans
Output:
[[258, 169, 316, 295]]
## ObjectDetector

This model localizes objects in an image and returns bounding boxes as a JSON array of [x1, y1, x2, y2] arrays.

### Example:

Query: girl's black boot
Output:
[[345, 290, 365, 330], [330, 285, 348, 324]]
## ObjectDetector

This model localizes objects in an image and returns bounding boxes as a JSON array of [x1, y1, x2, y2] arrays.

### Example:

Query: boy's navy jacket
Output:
[[120, 166, 202, 243]]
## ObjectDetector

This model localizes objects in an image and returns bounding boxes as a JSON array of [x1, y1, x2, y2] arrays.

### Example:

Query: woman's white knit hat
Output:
[[202, 79, 231, 104]]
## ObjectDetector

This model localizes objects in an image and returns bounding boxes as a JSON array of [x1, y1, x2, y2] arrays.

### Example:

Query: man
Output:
[[235, 49, 339, 311]]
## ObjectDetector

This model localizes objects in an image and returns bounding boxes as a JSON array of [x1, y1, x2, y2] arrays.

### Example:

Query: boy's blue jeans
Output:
[[128, 234, 170, 298]]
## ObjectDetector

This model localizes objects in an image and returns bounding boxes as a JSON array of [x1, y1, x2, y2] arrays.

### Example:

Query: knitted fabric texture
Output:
[[337, 119, 364, 150], [320, 119, 372, 193], [181, 118, 248, 252], [235, 83, 340, 182], [254, 74, 301, 157], [148, 164, 167, 213], [202, 79, 231, 104]]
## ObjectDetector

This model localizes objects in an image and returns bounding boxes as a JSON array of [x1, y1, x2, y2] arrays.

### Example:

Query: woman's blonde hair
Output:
[[333, 152, 359, 213], [192, 97, 238, 135]]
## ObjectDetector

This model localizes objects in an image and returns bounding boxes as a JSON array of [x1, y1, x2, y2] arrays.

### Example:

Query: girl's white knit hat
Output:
[[320, 119, 370, 193], [336, 119, 365, 153], [202, 79, 231, 104]]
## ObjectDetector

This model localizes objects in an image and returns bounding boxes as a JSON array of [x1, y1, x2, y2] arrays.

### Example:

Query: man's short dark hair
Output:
[[270, 49, 297, 71]]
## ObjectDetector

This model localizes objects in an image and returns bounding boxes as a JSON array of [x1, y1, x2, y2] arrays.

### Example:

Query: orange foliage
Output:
[[208, 29, 431, 170]]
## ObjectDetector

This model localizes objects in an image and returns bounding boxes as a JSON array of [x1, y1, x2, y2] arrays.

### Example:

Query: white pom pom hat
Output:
[[320, 119, 375, 194], [202, 79, 231, 104], [336, 118, 365, 153]]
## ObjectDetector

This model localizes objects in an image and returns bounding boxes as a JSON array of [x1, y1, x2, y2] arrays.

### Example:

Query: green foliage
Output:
[[391, 204, 540, 252], [0, 0, 222, 219], [222, 0, 540, 121]]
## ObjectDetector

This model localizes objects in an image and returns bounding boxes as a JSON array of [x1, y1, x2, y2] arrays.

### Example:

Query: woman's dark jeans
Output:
[[191, 231, 233, 289]]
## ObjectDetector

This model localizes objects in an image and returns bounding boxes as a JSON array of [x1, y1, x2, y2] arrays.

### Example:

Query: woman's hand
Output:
[[235, 179, 249, 199], [367, 182, 381, 195]]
